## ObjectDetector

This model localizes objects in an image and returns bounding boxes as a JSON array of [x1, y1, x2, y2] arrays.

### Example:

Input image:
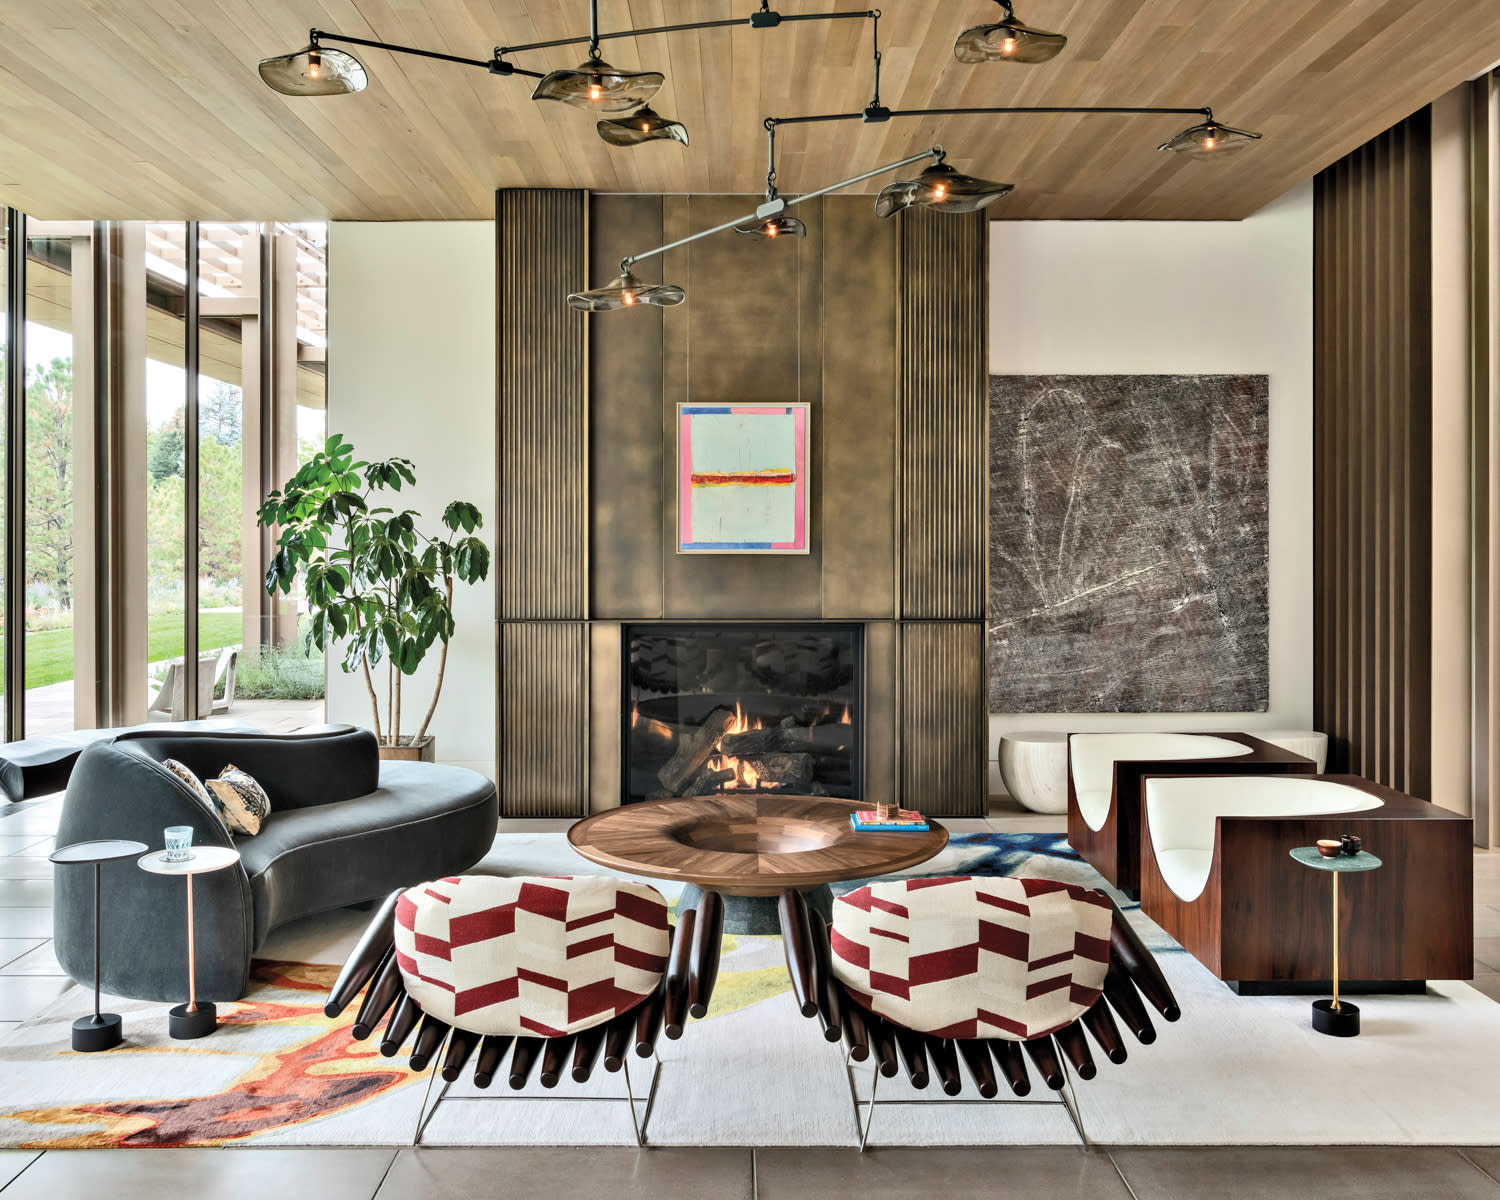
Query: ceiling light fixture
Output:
[[874, 155, 1014, 218], [735, 123, 807, 239], [953, 0, 1067, 64], [1158, 114, 1263, 159], [570, 147, 946, 311], [596, 105, 689, 147], [258, 34, 368, 96]]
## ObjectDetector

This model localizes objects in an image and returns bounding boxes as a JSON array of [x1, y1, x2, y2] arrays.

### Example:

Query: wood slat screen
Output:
[[1313, 109, 1433, 798]]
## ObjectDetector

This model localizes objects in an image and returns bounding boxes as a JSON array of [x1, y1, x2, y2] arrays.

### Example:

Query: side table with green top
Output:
[[1289, 846, 1383, 1037]]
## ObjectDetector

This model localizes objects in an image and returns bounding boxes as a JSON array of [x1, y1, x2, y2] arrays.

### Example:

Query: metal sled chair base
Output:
[[843, 1052, 1089, 1152], [413, 1052, 665, 1147]]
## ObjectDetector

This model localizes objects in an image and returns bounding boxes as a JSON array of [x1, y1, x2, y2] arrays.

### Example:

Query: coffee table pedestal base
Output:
[[71, 1012, 123, 1052], [170, 1002, 218, 1040], [1311, 998, 1360, 1037], [681, 883, 833, 935]]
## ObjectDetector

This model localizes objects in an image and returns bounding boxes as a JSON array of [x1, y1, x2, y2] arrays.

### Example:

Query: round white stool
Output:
[[1255, 730, 1328, 773], [997, 731, 1070, 814]]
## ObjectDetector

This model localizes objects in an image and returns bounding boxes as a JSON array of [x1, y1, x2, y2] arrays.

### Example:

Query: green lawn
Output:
[[10, 610, 244, 691]]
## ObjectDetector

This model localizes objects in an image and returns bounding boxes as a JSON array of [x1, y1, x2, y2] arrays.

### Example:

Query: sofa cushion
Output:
[[1069, 733, 1248, 832], [830, 876, 1112, 1041], [207, 764, 272, 836], [235, 760, 497, 946], [393, 875, 670, 1038]]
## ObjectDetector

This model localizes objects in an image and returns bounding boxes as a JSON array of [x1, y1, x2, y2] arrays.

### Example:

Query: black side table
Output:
[[49, 839, 149, 1052]]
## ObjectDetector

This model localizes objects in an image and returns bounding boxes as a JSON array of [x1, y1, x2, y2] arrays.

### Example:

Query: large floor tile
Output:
[[1476, 937, 1500, 972], [0, 858, 51, 879], [0, 974, 71, 1021], [1111, 1147, 1500, 1199], [755, 1148, 1132, 1200], [375, 1148, 753, 1200], [0, 1149, 40, 1190], [0, 837, 49, 857], [0, 909, 54, 938], [1470, 974, 1500, 1002], [1465, 1150, 1500, 1186], [0, 879, 54, 907], [0, 941, 61, 975], [0, 812, 61, 836], [0, 939, 45, 969], [0, 1149, 397, 1200]]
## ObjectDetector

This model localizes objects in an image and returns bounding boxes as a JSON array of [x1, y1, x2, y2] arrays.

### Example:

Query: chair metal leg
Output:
[[1058, 1059, 1089, 1148], [843, 1051, 880, 1152], [623, 1052, 663, 1147], [412, 1058, 451, 1146]]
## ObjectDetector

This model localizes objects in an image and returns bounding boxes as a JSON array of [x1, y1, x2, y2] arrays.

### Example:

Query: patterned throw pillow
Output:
[[205, 764, 272, 836], [162, 758, 223, 828]]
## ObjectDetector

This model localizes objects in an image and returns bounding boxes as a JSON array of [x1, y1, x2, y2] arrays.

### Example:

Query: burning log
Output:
[[683, 767, 736, 797], [657, 706, 737, 794], [740, 753, 814, 790]]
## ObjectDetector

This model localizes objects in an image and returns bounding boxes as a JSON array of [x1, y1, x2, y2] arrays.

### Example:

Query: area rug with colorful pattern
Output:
[[1, 832, 1496, 1148]]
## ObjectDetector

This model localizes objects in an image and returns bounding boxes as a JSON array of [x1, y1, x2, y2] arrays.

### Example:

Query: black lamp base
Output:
[[71, 1012, 123, 1052], [169, 1002, 218, 1040], [1311, 998, 1360, 1037]]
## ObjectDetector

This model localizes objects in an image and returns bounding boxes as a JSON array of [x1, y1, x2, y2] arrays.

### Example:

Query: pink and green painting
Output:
[[677, 403, 809, 554]]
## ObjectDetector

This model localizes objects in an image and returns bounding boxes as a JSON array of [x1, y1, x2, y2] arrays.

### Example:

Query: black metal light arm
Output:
[[767, 104, 1217, 129], [496, 10, 879, 58], [619, 145, 940, 274], [308, 28, 544, 79]]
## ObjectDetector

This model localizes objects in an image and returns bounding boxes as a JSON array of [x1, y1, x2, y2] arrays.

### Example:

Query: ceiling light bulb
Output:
[[767, 224, 778, 237], [622, 290, 635, 305], [590, 82, 602, 101], [308, 48, 321, 77], [1204, 135, 1216, 150], [1002, 36, 1016, 53], [935, 183, 947, 198]]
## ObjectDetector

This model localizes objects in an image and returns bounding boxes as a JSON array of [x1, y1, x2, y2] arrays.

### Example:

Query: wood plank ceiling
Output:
[[1, 1, 1499, 220]]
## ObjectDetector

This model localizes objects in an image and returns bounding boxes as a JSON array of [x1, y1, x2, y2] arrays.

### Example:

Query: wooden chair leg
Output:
[[472, 1035, 513, 1089], [1081, 997, 1128, 1064], [808, 910, 843, 1043], [842, 998, 871, 1063], [539, 1035, 576, 1088], [1103, 960, 1156, 1044], [509, 1036, 544, 1089], [778, 890, 821, 1018], [956, 1039, 998, 1098], [927, 1036, 963, 1096], [1022, 1035, 1066, 1091], [409, 1014, 451, 1072], [634, 980, 667, 1057], [688, 891, 724, 1018], [324, 890, 403, 1018], [987, 1039, 1031, 1097], [1106, 899, 1181, 1020], [441, 1027, 480, 1082], [663, 910, 696, 1039], [352, 950, 404, 1039], [379, 992, 422, 1057], [1052, 1020, 1097, 1081], [603, 1007, 635, 1072], [868, 1013, 900, 1079], [572, 1023, 608, 1083], [893, 1026, 930, 1090]]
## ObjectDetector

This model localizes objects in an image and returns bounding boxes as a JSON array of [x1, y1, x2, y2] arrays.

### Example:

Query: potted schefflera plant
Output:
[[258, 435, 490, 761]]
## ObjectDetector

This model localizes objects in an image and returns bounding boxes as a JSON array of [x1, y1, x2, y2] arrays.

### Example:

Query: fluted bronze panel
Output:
[[898, 209, 988, 620], [1313, 111, 1432, 799], [899, 622, 987, 816], [497, 189, 587, 620], [500, 621, 587, 817]]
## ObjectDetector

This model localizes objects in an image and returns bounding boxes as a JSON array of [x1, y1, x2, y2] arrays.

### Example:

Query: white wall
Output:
[[327, 222, 496, 778], [987, 184, 1315, 785]]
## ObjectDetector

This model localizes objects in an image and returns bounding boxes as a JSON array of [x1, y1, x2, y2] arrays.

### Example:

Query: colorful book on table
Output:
[[850, 809, 929, 832]]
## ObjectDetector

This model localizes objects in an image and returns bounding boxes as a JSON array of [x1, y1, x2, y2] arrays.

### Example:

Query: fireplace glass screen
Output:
[[624, 624, 862, 805]]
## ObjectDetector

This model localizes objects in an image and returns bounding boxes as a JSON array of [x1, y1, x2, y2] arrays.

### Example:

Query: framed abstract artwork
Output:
[[677, 403, 810, 554]]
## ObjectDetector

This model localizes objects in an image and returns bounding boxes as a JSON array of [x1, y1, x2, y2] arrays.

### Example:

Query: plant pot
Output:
[[378, 736, 436, 763]]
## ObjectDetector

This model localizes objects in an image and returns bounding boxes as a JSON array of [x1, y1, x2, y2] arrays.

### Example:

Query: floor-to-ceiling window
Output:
[[0, 214, 328, 739]]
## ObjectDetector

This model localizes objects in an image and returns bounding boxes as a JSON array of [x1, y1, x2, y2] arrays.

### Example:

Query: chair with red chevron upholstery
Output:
[[324, 874, 724, 1145], [778, 875, 1180, 1149]]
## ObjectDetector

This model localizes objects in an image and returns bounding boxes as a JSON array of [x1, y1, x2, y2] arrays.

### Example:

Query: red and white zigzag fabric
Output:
[[829, 876, 1112, 1041], [394, 875, 670, 1038]]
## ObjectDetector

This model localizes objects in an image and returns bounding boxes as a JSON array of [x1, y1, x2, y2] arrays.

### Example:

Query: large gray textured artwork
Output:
[[988, 375, 1269, 713]]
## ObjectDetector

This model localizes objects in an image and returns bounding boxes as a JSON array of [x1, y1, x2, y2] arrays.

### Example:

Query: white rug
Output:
[[1, 832, 1495, 1147]]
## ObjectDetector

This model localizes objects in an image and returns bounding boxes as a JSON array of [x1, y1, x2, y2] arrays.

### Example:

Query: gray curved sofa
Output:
[[54, 725, 498, 1002]]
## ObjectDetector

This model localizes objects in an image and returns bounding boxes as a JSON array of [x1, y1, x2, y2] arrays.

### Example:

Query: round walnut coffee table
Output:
[[568, 794, 948, 933]]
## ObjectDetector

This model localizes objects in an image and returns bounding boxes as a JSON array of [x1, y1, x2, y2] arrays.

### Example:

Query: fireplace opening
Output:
[[623, 623, 862, 805]]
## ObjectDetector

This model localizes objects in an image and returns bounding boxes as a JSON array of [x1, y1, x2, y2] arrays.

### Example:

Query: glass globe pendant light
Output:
[[259, 36, 368, 96], [1158, 115, 1263, 159], [735, 125, 807, 239], [953, 0, 1066, 64], [596, 105, 689, 147], [874, 156, 1014, 218]]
